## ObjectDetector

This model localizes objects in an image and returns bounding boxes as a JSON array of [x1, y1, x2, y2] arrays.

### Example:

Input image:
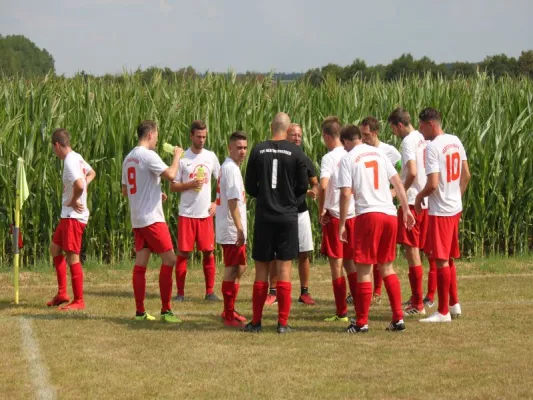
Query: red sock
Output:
[[347, 272, 358, 312], [203, 254, 216, 295], [133, 265, 147, 313], [373, 265, 382, 296], [159, 264, 173, 312], [449, 259, 459, 306], [234, 283, 240, 301], [437, 267, 451, 315], [332, 277, 348, 317], [409, 265, 424, 309], [252, 281, 269, 324], [277, 281, 292, 326], [426, 258, 437, 302], [383, 274, 404, 322], [53, 255, 67, 296], [222, 281, 236, 320], [175, 255, 187, 296], [69, 262, 84, 303], [356, 281, 372, 326]]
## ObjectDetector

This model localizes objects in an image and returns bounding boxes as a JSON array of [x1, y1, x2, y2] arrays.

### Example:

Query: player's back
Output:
[[401, 130, 428, 205], [378, 141, 401, 167]]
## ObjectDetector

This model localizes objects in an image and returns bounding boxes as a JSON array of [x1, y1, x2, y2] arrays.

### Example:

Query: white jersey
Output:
[[425, 134, 467, 216], [378, 142, 401, 167], [215, 158, 247, 244], [320, 146, 355, 219], [338, 144, 397, 216], [400, 130, 428, 208], [122, 146, 168, 228], [175, 148, 220, 218], [61, 151, 92, 224]]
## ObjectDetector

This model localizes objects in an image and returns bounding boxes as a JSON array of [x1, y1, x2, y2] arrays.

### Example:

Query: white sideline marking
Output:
[[19, 317, 57, 400]]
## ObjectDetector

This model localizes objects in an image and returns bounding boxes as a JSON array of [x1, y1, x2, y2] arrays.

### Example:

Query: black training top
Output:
[[245, 140, 308, 223], [297, 155, 316, 214]]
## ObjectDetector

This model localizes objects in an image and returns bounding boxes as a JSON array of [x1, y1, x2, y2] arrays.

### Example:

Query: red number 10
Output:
[[446, 152, 460, 183], [127, 167, 137, 194]]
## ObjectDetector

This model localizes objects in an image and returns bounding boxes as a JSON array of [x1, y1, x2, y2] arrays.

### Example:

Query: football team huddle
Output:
[[46, 106, 470, 334]]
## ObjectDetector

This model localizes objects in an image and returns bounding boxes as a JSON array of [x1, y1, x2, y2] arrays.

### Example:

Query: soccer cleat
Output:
[[298, 293, 316, 305], [160, 310, 183, 324], [175, 295, 185, 302], [47, 294, 70, 307], [386, 319, 406, 332], [324, 315, 349, 322], [205, 293, 221, 301], [242, 321, 262, 333], [419, 311, 452, 323], [404, 305, 427, 316], [135, 312, 156, 321], [346, 323, 369, 334], [346, 293, 353, 304], [449, 303, 462, 319], [277, 323, 294, 334], [372, 293, 382, 305], [264, 294, 277, 306], [59, 301, 85, 311], [423, 297, 435, 308], [220, 310, 247, 323], [224, 319, 245, 329]]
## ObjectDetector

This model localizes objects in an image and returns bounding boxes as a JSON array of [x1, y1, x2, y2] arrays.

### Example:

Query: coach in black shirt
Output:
[[244, 112, 308, 334]]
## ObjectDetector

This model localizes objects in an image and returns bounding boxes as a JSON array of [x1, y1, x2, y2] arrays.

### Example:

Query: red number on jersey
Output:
[[127, 167, 137, 195], [364, 160, 379, 190], [446, 152, 460, 183]]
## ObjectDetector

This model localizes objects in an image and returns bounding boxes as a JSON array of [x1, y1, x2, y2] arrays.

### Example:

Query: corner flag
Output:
[[14, 157, 29, 304]]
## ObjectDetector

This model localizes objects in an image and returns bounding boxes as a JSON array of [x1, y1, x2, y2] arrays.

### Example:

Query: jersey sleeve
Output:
[[145, 151, 168, 177], [384, 154, 398, 179], [121, 160, 127, 185], [212, 153, 221, 179], [244, 147, 258, 198], [224, 166, 242, 201], [459, 140, 467, 161], [338, 156, 352, 188], [305, 156, 316, 179], [389, 145, 402, 165], [425, 142, 440, 175], [320, 154, 333, 179], [83, 159, 93, 175], [294, 150, 309, 198], [402, 137, 416, 163]]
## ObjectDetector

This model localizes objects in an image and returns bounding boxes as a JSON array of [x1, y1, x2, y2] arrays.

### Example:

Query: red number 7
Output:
[[364, 160, 379, 190]]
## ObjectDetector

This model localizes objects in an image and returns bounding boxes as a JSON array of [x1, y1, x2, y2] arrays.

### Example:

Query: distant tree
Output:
[[385, 53, 416, 80], [446, 62, 477, 77], [481, 54, 519, 78], [302, 68, 324, 86], [518, 50, 533, 79], [0, 34, 55, 77], [343, 58, 367, 81], [321, 63, 344, 81]]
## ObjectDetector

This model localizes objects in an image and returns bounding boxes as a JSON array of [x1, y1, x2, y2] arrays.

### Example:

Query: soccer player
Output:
[[415, 108, 471, 323], [170, 120, 221, 301], [265, 123, 319, 306], [388, 107, 434, 315], [122, 120, 184, 322], [318, 117, 357, 323], [359, 116, 401, 304], [47, 128, 96, 310], [338, 124, 415, 333], [216, 131, 249, 328], [243, 112, 308, 334]]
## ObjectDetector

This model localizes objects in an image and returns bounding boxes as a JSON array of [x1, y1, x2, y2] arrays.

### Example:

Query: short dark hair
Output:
[[137, 120, 157, 139], [190, 120, 207, 134], [321, 116, 342, 138], [419, 107, 442, 123], [52, 128, 71, 147], [340, 124, 361, 143], [230, 131, 247, 142], [387, 108, 411, 126], [360, 116, 380, 132]]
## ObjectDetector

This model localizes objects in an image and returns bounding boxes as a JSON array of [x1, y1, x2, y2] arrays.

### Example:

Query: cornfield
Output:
[[1, 72, 532, 266]]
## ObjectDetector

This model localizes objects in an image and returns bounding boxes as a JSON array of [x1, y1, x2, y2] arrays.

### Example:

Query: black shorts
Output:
[[252, 220, 299, 262]]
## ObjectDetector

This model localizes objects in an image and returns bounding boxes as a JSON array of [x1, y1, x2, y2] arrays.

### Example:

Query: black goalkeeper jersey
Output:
[[245, 140, 308, 223]]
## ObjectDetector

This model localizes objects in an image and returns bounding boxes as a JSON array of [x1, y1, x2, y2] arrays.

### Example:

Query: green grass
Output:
[[1, 257, 533, 399]]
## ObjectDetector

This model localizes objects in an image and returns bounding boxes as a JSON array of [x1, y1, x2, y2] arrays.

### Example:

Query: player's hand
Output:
[[208, 202, 216, 217], [67, 199, 84, 213], [339, 224, 347, 243], [306, 189, 317, 200], [414, 194, 424, 214], [404, 209, 416, 231], [189, 179, 204, 190], [235, 229, 245, 247], [173, 146, 184, 159], [320, 210, 330, 226], [162, 192, 168, 202]]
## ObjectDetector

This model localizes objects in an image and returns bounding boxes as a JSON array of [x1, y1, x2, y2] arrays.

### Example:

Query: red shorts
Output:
[[222, 244, 247, 267], [178, 216, 215, 252], [354, 213, 397, 265], [320, 215, 355, 260], [397, 206, 428, 250], [133, 222, 173, 254], [52, 218, 86, 254], [424, 213, 461, 261]]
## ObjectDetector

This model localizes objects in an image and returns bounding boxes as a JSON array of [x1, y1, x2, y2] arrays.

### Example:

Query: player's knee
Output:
[[163, 252, 177, 266], [49, 242, 61, 257]]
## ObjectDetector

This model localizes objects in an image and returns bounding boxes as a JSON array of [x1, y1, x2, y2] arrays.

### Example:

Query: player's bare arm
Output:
[[338, 187, 352, 242], [86, 169, 96, 185], [403, 159, 417, 191], [390, 174, 416, 230], [414, 172, 439, 213], [460, 160, 471, 196], [66, 178, 85, 213], [318, 177, 330, 225], [228, 198, 245, 247], [307, 176, 319, 200], [121, 184, 128, 197], [161, 146, 184, 182]]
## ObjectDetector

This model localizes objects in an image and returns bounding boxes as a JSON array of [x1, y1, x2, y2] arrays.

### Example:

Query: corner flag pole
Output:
[[14, 157, 29, 305]]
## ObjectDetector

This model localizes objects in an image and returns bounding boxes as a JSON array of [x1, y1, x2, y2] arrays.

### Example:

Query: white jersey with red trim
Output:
[[400, 130, 428, 208], [122, 146, 168, 228], [216, 157, 247, 244], [320, 146, 355, 218], [175, 148, 221, 218], [378, 141, 401, 167], [61, 151, 93, 223], [425, 133, 467, 216], [338, 144, 397, 216]]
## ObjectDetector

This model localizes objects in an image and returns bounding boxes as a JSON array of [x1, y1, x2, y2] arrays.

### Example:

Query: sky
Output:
[[1, 0, 532, 76]]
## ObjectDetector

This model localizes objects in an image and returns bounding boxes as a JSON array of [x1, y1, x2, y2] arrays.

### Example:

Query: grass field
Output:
[[2, 257, 533, 399]]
